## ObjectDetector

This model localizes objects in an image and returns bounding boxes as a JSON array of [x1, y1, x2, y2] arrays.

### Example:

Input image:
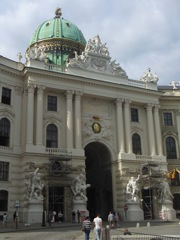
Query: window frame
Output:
[[131, 108, 139, 122], [1, 87, 11, 105], [0, 161, 9, 181], [46, 124, 58, 148], [165, 136, 177, 159], [163, 112, 173, 126], [47, 95, 58, 112], [132, 133, 142, 155], [0, 118, 10, 147]]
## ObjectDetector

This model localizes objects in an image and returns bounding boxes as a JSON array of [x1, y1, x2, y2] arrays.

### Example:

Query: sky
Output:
[[0, 0, 180, 86]]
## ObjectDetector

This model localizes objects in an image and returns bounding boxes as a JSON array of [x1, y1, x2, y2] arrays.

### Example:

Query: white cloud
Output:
[[0, 0, 180, 85]]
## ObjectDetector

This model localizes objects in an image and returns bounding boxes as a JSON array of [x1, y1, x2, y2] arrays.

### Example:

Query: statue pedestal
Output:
[[161, 200, 176, 221], [27, 200, 43, 224], [72, 199, 89, 222], [126, 201, 144, 221]]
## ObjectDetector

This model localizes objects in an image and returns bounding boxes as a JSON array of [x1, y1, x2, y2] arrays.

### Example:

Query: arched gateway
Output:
[[84, 142, 113, 220]]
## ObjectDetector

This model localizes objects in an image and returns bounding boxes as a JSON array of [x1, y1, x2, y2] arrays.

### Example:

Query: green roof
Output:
[[29, 17, 86, 46]]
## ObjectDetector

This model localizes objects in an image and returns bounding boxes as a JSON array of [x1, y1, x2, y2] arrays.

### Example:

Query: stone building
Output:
[[0, 8, 179, 222]]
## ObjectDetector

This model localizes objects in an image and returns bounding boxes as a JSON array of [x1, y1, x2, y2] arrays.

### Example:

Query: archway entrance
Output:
[[85, 142, 113, 220]]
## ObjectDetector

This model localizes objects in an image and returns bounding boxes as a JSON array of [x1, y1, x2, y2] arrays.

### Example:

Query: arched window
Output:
[[132, 133, 142, 155], [166, 136, 177, 159], [46, 124, 58, 148], [0, 118, 10, 146], [0, 190, 8, 211]]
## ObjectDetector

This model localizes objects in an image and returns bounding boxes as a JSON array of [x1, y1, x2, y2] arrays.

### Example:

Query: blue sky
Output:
[[0, 0, 180, 85]]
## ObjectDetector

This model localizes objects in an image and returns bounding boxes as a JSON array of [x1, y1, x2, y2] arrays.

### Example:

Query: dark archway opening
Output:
[[85, 142, 113, 221]]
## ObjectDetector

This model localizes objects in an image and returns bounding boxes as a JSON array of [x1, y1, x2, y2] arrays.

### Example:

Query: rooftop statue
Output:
[[71, 173, 90, 201], [67, 35, 127, 78], [140, 68, 159, 83]]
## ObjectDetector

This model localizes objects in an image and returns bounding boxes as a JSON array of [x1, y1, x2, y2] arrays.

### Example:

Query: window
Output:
[[48, 96, 57, 111], [163, 112, 173, 126], [166, 136, 177, 159], [46, 124, 58, 148], [1, 87, 11, 105], [131, 108, 139, 122], [0, 190, 8, 211], [132, 133, 142, 154], [0, 118, 10, 146], [0, 162, 9, 181]]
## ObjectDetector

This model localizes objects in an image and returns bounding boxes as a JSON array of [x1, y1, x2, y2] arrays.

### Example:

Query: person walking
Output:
[[82, 216, 91, 240], [77, 210, 80, 223], [93, 213, 102, 240], [108, 211, 114, 228], [2, 213, 7, 228]]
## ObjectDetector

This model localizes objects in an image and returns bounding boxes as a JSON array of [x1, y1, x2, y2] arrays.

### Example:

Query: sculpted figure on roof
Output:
[[140, 68, 159, 83], [84, 35, 109, 56]]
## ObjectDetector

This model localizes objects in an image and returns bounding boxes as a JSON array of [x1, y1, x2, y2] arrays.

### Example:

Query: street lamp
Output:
[[14, 200, 21, 229]]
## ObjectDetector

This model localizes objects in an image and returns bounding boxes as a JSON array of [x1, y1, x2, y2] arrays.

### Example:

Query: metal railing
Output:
[[111, 233, 180, 240]]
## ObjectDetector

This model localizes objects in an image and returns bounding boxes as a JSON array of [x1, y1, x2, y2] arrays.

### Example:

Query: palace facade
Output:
[[0, 8, 180, 222]]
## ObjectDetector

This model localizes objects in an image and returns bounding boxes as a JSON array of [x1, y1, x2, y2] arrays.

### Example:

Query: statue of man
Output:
[[159, 179, 174, 202], [126, 175, 140, 202], [71, 173, 90, 201], [26, 168, 44, 201]]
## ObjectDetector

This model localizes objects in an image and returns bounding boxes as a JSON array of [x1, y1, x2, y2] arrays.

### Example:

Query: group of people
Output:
[[108, 211, 121, 228], [82, 212, 129, 240], [82, 213, 102, 240], [48, 210, 64, 226]]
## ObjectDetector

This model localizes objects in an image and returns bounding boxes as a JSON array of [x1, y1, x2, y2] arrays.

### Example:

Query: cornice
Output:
[[0, 64, 23, 79], [22, 66, 162, 100]]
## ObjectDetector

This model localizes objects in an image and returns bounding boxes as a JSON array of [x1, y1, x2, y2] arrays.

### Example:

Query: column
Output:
[[146, 104, 156, 156], [124, 99, 132, 153], [66, 90, 74, 149], [154, 105, 163, 155], [74, 91, 82, 149], [14, 87, 23, 147], [115, 98, 125, 153], [26, 83, 36, 145], [36, 85, 45, 146]]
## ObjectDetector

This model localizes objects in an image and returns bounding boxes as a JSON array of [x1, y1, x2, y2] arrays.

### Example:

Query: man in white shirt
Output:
[[93, 213, 102, 240]]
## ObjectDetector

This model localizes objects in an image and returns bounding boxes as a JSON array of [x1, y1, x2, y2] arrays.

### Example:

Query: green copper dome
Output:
[[26, 8, 86, 66]]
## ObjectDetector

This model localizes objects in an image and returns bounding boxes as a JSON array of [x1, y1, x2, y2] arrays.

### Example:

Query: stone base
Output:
[[126, 202, 144, 221], [26, 201, 43, 224], [161, 200, 176, 221], [72, 199, 89, 222]]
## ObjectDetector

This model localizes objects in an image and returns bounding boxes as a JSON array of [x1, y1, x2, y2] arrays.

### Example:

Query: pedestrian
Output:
[[58, 211, 63, 223], [93, 213, 102, 240], [13, 211, 17, 224], [72, 210, 76, 223], [77, 210, 80, 223], [48, 211, 52, 227], [108, 211, 114, 228], [82, 216, 91, 240], [114, 211, 120, 227], [124, 228, 132, 235], [2, 213, 7, 228]]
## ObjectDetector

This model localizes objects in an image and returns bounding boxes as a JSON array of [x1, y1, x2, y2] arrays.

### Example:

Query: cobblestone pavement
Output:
[[0, 228, 82, 240], [1, 220, 180, 240]]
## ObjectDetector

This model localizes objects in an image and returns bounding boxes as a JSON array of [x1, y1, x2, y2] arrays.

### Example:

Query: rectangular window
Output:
[[0, 162, 9, 181], [131, 108, 139, 122], [48, 96, 57, 111], [163, 112, 173, 126], [1, 87, 11, 105]]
